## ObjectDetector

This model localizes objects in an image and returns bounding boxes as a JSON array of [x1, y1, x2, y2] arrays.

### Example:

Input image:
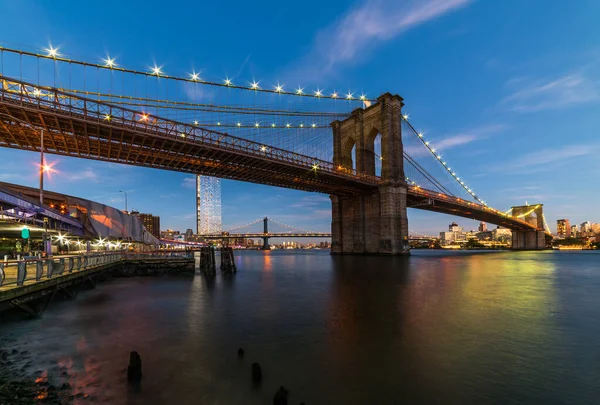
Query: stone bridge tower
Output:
[[511, 204, 547, 249], [330, 93, 409, 255]]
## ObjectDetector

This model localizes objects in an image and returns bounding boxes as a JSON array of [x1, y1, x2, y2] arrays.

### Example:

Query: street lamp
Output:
[[119, 190, 128, 213], [0, 112, 49, 256], [0, 113, 45, 205]]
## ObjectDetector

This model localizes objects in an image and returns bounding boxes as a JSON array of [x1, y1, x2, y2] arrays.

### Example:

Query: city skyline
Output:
[[1, 1, 599, 234]]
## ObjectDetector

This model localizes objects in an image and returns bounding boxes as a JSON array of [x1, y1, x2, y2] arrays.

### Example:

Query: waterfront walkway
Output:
[[0, 251, 193, 305]]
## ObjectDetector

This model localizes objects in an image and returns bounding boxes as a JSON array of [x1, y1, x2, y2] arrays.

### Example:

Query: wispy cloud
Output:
[[64, 168, 99, 182], [432, 124, 507, 151], [288, 0, 471, 80], [290, 195, 330, 208], [181, 177, 196, 189], [506, 144, 598, 169], [500, 73, 600, 112]]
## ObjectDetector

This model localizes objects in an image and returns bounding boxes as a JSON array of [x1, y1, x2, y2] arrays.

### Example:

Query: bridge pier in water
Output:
[[330, 93, 410, 255], [261, 217, 271, 250], [510, 204, 547, 250]]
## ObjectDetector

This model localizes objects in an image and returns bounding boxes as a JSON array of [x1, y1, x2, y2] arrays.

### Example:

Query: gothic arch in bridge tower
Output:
[[341, 136, 356, 171], [330, 93, 409, 255]]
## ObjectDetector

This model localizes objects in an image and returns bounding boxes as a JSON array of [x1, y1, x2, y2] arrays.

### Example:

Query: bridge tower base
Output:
[[510, 204, 546, 250], [511, 230, 546, 250], [331, 186, 410, 255]]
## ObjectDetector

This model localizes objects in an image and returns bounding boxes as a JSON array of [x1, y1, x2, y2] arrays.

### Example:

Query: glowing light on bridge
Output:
[[224, 78, 232, 86], [346, 92, 354, 100], [104, 114, 111, 121], [359, 94, 367, 100], [315, 89, 323, 97], [104, 57, 116, 68], [299, 123, 304, 128], [260, 145, 267, 152], [402, 114, 410, 120], [140, 114, 149, 121], [311, 123, 316, 128], [194, 120, 199, 125], [2, 45, 370, 102], [151, 65, 163, 76], [286, 123, 291, 128], [45, 46, 59, 58], [250, 81, 260, 90], [255, 122, 260, 128], [271, 123, 276, 127], [296, 87, 304, 95], [275, 84, 284, 93], [237, 122, 241, 127], [312, 163, 319, 170]]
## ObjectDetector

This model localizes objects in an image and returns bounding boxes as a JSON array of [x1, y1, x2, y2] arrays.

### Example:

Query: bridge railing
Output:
[[410, 186, 536, 229], [0, 251, 193, 288], [0, 77, 380, 186]]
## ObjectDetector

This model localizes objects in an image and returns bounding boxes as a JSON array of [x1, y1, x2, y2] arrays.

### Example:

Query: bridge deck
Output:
[[0, 76, 378, 195]]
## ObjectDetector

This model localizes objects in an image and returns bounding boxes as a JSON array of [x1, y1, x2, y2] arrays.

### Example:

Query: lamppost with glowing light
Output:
[[0, 112, 51, 256], [0, 113, 46, 205]]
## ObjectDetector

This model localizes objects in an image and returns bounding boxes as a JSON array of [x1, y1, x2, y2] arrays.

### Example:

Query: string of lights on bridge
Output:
[[402, 114, 487, 207], [1, 81, 336, 130], [0, 45, 373, 101], [29, 87, 348, 117]]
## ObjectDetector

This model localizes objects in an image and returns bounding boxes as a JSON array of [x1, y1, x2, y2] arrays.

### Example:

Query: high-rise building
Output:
[[197, 175, 222, 235], [132, 212, 160, 239], [580, 221, 592, 234], [478, 222, 487, 232], [570, 225, 578, 238], [185, 228, 194, 241], [557, 219, 570, 238], [449, 222, 462, 232]]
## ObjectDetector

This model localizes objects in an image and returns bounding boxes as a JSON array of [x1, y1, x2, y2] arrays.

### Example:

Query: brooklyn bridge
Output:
[[0, 46, 550, 254]]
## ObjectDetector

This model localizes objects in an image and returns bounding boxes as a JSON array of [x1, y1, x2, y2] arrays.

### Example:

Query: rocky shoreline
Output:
[[0, 264, 195, 404], [0, 340, 71, 404]]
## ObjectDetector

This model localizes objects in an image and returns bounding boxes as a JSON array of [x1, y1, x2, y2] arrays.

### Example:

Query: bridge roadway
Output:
[[0, 76, 536, 232], [203, 233, 332, 239]]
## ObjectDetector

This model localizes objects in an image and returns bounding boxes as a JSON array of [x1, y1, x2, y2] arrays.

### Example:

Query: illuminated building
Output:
[[570, 225, 578, 238], [478, 222, 487, 232], [197, 175, 222, 235], [580, 221, 592, 234], [131, 211, 160, 239], [556, 219, 570, 238]]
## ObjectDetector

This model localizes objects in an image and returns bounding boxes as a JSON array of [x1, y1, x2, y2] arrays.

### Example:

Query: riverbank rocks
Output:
[[273, 386, 289, 405], [251, 362, 262, 383], [237, 348, 244, 358], [127, 351, 143, 382]]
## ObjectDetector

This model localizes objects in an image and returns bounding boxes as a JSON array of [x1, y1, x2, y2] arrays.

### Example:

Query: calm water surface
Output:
[[1, 250, 599, 404]]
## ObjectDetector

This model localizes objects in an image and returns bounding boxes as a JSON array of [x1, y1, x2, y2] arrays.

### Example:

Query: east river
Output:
[[1, 250, 599, 404]]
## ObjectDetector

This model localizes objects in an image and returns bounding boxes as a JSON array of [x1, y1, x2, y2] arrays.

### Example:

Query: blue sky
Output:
[[1, 0, 599, 235]]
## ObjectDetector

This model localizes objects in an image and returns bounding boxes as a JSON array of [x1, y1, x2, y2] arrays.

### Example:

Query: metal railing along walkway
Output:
[[0, 251, 192, 291]]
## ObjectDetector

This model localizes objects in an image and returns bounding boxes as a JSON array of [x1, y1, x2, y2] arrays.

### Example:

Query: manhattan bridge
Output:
[[0, 45, 551, 254]]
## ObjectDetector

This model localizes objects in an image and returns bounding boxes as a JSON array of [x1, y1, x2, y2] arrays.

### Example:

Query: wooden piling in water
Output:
[[220, 247, 236, 273]]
